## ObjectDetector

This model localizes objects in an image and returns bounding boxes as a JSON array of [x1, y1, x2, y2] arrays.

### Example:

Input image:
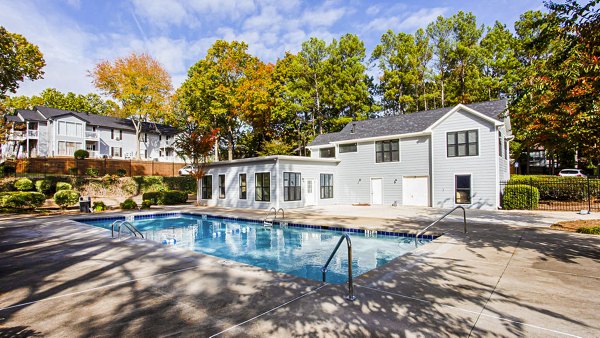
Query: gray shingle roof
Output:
[[309, 99, 507, 147], [32, 106, 178, 135], [17, 109, 46, 122]]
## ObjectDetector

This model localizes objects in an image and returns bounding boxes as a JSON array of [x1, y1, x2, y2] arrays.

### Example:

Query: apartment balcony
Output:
[[27, 130, 38, 138], [8, 131, 25, 140], [160, 139, 175, 148], [85, 131, 99, 139]]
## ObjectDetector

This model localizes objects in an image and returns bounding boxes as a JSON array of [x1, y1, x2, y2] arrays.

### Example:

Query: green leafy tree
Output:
[[0, 27, 45, 100], [427, 15, 454, 107], [479, 21, 520, 100], [91, 52, 173, 159], [3, 88, 118, 116]]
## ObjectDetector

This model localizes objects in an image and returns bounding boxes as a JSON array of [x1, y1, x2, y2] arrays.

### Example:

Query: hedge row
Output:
[[0, 192, 46, 209], [142, 190, 189, 205], [134, 176, 196, 194], [502, 184, 540, 210], [508, 175, 600, 201]]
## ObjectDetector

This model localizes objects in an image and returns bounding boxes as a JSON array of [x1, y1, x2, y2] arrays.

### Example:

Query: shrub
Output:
[[35, 179, 53, 195], [120, 198, 138, 210], [68, 167, 78, 175], [163, 176, 197, 193], [86, 167, 99, 177], [116, 168, 127, 177], [142, 190, 188, 205], [55, 182, 72, 191], [508, 175, 599, 201], [142, 191, 161, 205], [141, 200, 152, 209], [101, 174, 119, 185], [54, 189, 80, 209], [134, 176, 165, 193], [162, 190, 188, 205], [92, 201, 107, 212], [14, 178, 34, 191], [577, 226, 600, 235], [0, 191, 46, 209], [0, 178, 18, 192], [502, 184, 540, 210], [0, 162, 16, 177], [74, 149, 89, 159]]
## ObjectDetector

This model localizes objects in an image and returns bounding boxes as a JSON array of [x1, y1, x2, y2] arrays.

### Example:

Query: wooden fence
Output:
[[16, 157, 186, 177]]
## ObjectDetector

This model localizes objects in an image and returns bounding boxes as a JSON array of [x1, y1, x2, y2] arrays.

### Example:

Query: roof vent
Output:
[[351, 123, 356, 134]]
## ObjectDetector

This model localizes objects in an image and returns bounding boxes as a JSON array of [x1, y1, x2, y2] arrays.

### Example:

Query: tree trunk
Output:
[[132, 119, 142, 160], [440, 78, 445, 107], [213, 136, 219, 162], [227, 127, 233, 161]]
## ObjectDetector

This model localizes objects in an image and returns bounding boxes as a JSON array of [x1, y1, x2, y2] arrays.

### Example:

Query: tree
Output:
[[2, 88, 118, 116], [299, 37, 329, 134], [173, 122, 218, 199], [90, 52, 173, 159], [479, 21, 520, 100], [427, 16, 454, 107], [0, 27, 45, 99]]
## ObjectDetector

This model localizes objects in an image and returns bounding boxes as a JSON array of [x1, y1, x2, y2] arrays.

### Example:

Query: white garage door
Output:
[[402, 176, 429, 206]]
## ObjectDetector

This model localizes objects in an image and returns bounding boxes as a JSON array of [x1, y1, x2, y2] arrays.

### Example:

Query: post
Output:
[[588, 177, 591, 213], [529, 178, 533, 210], [130, 159, 132, 176]]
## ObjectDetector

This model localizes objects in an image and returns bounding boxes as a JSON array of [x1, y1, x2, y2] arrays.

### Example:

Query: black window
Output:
[[455, 175, 471, 204], [339, 143, 357, 153], [283, 172, 301, 201], [319, 147, 335, 158], [375, 140, 399, 163], [320, 174, 333, 199], [447, 130, 478, 157], [255, 172, 270, 202], [201, 175, 212, 199], [498, 131, 503, 158], [239, 174, 247, 199], [111, 129, 114, 139], [218, 174, 225, 199]]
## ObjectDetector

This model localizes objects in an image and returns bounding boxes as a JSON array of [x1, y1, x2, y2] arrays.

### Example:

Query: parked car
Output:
[[178, 165, 197, 176], [558, 169, 587, 177]]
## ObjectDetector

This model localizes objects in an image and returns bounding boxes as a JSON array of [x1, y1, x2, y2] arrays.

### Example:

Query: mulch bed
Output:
[[550, 219, 600, 232]]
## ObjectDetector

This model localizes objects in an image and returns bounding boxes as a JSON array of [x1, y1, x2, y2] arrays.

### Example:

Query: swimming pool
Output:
[[79, 213, 433, 283]]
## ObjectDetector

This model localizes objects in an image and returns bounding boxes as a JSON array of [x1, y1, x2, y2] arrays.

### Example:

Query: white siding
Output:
[[431, 109, 498, 210]]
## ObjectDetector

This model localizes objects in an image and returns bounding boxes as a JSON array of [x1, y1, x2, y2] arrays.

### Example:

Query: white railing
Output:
[[27, 130, 38, 138], [85, 131, 98, 139], [87, 150, 99, 158], [9, 131, 25, 140]]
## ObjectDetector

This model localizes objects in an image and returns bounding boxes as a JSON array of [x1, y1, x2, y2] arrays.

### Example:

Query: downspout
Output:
[[274, 157, 280, 210]]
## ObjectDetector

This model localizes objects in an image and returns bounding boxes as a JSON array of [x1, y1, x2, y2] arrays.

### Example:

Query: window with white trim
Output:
[[375, 140, 399, 163], [455, 175, 471, 204], [447, 130, 478, 157], [255, 172, 270, 202], [283, 172, 301, 201]]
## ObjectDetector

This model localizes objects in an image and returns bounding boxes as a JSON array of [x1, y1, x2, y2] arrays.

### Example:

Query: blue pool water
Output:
[[80, 213, 432, 283]]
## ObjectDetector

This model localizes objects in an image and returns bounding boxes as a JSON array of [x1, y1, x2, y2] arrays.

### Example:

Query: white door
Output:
[[305, 178, 316, 206], [370, 178, 383, 205], [402, 176, 429, 206]]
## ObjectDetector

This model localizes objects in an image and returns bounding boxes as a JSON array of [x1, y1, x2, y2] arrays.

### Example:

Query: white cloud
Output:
[[301, 7, 346, 28], [366, 5, 380, 16], [365, 7, 447, 32]]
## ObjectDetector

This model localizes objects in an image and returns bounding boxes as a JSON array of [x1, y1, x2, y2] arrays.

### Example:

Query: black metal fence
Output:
[[500, 177, 600, 212]]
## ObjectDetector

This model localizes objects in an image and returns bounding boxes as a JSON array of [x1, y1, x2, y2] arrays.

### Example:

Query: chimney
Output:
[[350, 123, 356, 134]]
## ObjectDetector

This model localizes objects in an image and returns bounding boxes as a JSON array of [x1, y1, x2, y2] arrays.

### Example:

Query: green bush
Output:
[[134, 176, 165, 193], [0, 178, 18, 192], [54, 189, 80, 209], [86, 167, 99, 177], [68, 167, 78, 175], [116, 168, 127, 177], [141, 200, 152, 209], [162, 190, 188, 205], [0, 191, 46, 209], [74, 149, 89, 159], [0, 162, 16, 177], [163, 176, 197, 193], [508, 175, 599, 201], [14, 178, 34, 191], [141, 190, 188, 205], [577, 226, 600, 235], [35, 179, 53, 195], [502, 184, 540, 210], [55, 182, 72, 191], [101, 174, 119, 185], [142, 191, 161, 205], [120, 198, 138, 210], [92, 201, 107, 212]]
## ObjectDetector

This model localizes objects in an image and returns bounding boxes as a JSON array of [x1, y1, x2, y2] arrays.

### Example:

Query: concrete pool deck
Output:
[[0, 205, 599, 337]]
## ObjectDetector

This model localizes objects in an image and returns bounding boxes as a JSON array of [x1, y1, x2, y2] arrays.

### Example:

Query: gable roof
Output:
[[308, 99, 507, 147], [17, 109, 46, 122], [26, 106, 179, 135]]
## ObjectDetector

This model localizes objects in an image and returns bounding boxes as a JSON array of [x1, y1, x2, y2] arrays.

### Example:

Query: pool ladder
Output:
[[263, 207, 284, 227], [414, 206, 467, 247], [322, 234, 356, 301], [111, 220, 144, 239]]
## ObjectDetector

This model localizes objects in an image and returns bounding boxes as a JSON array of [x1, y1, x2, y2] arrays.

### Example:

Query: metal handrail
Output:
[[263, 207, 277, 225], [321, 234, 356, 301], [415, 206, 467, 247], [111, 220, 144, 239], [276, 208, 284, 220]]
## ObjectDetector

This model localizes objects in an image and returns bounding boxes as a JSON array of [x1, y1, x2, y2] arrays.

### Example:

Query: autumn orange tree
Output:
[[90, 53, 173, 159]]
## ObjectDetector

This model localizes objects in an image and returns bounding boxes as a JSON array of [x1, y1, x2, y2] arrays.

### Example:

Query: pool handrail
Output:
[[276, 208, 284, 220], [415, 206, 467, 247], [111, 219, 144, 239], [263, 207, 277, 226], [321, 234, 356, 301]]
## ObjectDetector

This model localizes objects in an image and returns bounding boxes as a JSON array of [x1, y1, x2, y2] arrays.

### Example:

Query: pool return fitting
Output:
[[322, 234, 356, 301]]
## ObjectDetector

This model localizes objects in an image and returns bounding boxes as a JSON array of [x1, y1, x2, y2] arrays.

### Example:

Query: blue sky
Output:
[[0, 0, 544, 97]]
